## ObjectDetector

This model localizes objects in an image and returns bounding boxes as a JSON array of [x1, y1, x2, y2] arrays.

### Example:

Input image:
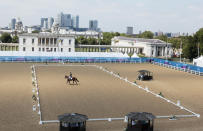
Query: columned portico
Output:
[[0, 43, 19, 51], [111, 36, 172, 58]]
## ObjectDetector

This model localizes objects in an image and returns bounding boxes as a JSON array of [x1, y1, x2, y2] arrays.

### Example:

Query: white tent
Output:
[[193, 56, 203, 67], [123, 53, 129, 58], [131, 53, 139, 58]]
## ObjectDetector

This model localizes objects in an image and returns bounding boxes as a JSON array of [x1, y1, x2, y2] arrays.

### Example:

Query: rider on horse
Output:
[[69, 72, 73, 80]]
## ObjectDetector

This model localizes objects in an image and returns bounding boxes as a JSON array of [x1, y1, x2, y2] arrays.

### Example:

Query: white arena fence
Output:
[[31, 64, 200, 125]]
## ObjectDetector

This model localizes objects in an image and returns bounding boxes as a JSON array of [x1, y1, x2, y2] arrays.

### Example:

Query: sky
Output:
[[0, 0, 203, 34]]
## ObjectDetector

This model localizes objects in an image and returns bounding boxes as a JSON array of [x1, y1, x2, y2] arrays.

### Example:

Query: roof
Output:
[[126, 112, 155, 121], [113, 36, 171, 45], [58, 113, 88, 123], [19, 33, 75, 38], [138, 70, 151, 73]]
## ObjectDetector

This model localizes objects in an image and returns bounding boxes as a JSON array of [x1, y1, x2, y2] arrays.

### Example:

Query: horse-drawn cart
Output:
[[137, 70, 153, 81]]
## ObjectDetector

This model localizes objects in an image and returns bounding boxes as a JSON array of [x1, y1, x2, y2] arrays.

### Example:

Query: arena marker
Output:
[[108, 118, 112, 122], [177, 100, 180, 106], [124, 116, 128, 122], [39, 121, 43, 125], [38, 111, 41, 115], [33, 105, 36, 111], [145, 87, 149, 92]]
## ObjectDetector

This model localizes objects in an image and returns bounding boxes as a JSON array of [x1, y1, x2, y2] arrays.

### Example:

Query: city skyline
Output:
[[0, 0, 203, 34]]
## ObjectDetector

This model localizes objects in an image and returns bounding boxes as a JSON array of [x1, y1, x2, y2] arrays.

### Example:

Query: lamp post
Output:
[[198, 42, 200, 58], [180, 40, 182, 63], [166, 37, 168, 60], [98, 32, 101, 52]]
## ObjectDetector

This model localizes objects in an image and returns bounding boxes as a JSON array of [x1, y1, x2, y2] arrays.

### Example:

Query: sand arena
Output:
[[0, 62, 203, 131]]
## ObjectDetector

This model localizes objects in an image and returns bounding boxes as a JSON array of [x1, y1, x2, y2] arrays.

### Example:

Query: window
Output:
[[50, 48, 53, 52], [54, 48, 56, 52], [42, 48, 45, 52], [61, 48, 63, 52], [39, 48, 41, 51], [61, 39, 63, 45], [69, 40, 71, 45], [23, 47, 26, 51], [69, 48, 71, 52], [23, 39, 26, 44], [32, 47, 34, 52], [32, 39, 35, 44]]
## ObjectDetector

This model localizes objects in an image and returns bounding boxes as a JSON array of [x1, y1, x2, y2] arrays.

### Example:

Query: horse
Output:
[[65, 75, 79, 85]]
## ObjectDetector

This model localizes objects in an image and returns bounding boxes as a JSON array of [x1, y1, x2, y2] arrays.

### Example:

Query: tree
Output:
[[182, 36, 197, 60], [32, 30, 40, 33], [75, 36, 88, 45], [102, 32, 116, 45], [12, 36, 19, 43], [155, 35, 167, 42], [0, 33, 12, 43], [87, 38, 97, 45], [139, 31, 154, 39], [194, 28, 203, 55], [115, 32, 120, 36], [168, 37, 181, 55]]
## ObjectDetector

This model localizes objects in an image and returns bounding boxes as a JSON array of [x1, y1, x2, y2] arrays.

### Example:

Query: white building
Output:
[[19, 33, 75, 53], [111, 36, 172, 57], [193, 56, 203, 67]]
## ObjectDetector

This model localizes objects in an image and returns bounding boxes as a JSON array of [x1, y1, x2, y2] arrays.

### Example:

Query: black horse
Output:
[[65, 75, 79, 85]]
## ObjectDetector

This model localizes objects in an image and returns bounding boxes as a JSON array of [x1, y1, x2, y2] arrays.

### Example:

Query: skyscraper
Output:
[[63, 14, 72, 27], [126, 27, 133, 35], [11, 18, 16, 30], [71, 15, 79, 29], [43, 20, 48, 29], [40, 18, 48, 28], [57, 13, 63, 27], [89, 20, 98, 31], [57, 12, 72, 27], [48, 17, 54, 29]]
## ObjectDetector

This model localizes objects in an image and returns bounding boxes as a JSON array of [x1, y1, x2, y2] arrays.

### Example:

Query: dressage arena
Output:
[[0, 63, 203, 131]]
